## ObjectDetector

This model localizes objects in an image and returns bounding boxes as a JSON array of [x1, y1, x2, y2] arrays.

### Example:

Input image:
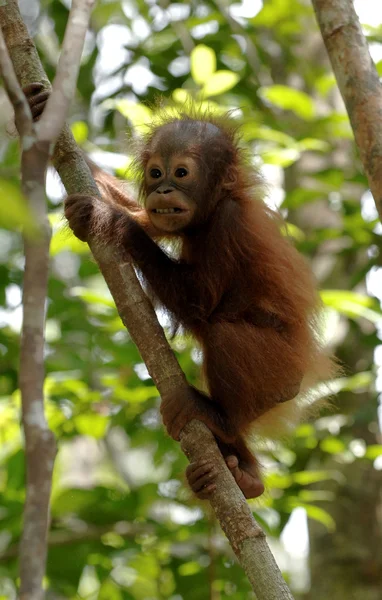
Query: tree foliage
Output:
[[0, 0, 381, 598]]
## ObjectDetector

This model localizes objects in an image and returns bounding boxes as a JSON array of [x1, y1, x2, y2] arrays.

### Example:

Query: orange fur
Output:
[[23, 83, 335, 499], [87, 111, 335, 445]]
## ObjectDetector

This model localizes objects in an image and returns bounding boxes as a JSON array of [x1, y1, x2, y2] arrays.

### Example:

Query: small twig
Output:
[[213, 0, 264, 85], [158, 0, 194, 54], [0, 24, 54, 600], [0, 26, 32, 136], [38, 0, 96, 142], [0, 2, 94, 598], [312, 0, 382, 221]]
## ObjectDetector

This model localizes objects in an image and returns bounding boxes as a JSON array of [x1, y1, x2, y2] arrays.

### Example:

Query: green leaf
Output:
[[284, 222, 306, 242], [320, 437, 346, 454], [99, 579, 124, 600], [365, 445, 382, 460], [191, 45, 216, 85], [293, 470, 334, 485], [375, 60, 382, 76], [202, 70, 240, 97], [327, 371, 373, 395], [315, 73, 337, 96], [321, 290, 382, 323], [259, 85, 316, 120], [178, 561, 202, 576], [74, 413, 108, 438], [285, 498, 336, 530], [0, 179, 36, 234], [106, 100, 152, 133], [143, 30, 177, 53], [49, 219, 89, 255], [172, 88, 193, 105], [243, 124, 297, 146], [298, 137, 330, 152], [266, 473, 292, 489], [261, 147, 300, 166], [302, 504, 335, 531], [295, 424, 316, 437], [71, 121, 89, 144], [71, 287, 115, 308], [299, 490, 335, 502]]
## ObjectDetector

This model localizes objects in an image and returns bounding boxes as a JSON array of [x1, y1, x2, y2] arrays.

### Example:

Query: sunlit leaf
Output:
[[202, 70, 240, 97], [71, 287, 115, 308], [295, 424, 316, 437], [320, 437, 346, 454], [242, 124, 296, 146], [178, 561, 201, 576], [100, 376, 158, 403], [265, 473, 292, 489], [283, 223, 306, 242], [74, 413, 108, 438], [327, 371, 373, 395], [191, 45, 216, 85], [286, 498, 336, 530], [299, 490, 335, 502], [49, 219, 89, 255], [71, 121, 89, 144], [321, 290, 382, 323], [0, 179, 36, 235], [92, 2, 124, 28], [302, 504, 335, 531], [293, 470, 334, 485], [253, 0, 294, 26], [144, 30, 177, 53], [261, 147, 300, 166], [365, 445, 382, 460], [315, 73, 337, 96], [98, 578, 123, 600], [259, 85, 316, 120], [172, 88, 193, 105], [106, 100, 153, 133], [298, 138, 330, 152]]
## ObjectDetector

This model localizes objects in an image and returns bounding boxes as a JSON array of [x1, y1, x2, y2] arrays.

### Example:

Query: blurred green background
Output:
[[0, 0, 382, 598]]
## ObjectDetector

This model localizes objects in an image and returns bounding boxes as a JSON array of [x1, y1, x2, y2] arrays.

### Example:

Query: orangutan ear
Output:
[[222, 166, 237, 190]]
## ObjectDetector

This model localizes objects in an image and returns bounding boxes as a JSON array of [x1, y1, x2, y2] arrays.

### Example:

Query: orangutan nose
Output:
[[156, 185, 174, 194]]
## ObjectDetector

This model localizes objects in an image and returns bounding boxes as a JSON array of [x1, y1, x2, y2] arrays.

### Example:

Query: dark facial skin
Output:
[[144, 153, 199, 233]]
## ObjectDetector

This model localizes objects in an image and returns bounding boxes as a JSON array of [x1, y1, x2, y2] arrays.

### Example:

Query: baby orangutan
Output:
[[24, 83, 332, 500]]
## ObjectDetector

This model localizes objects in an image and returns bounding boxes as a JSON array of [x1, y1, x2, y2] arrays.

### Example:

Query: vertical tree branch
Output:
[[0, 1, 94, 598], [0, 2, 295, 597], [311, 0, 382, 221], [38, 0, 95, 142], [0, 24, 54, 600]]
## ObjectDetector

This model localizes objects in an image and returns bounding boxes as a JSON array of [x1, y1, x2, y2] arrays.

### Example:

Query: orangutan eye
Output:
[[150, 168, 162, 179], [175, 167, 188, 178]]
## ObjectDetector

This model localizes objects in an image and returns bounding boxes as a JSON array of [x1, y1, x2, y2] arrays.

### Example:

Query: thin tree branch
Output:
[[0, 1, 94, 598], [0, 2, 295, 597], [0, 20, 55, 600], [213, 0, 264, 86], [0, 35, 54, 600], [0, 26, 32, 136], [38, 0, 96, 142], [158, 0, 194, 54], [311, 0, 382, 221]]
